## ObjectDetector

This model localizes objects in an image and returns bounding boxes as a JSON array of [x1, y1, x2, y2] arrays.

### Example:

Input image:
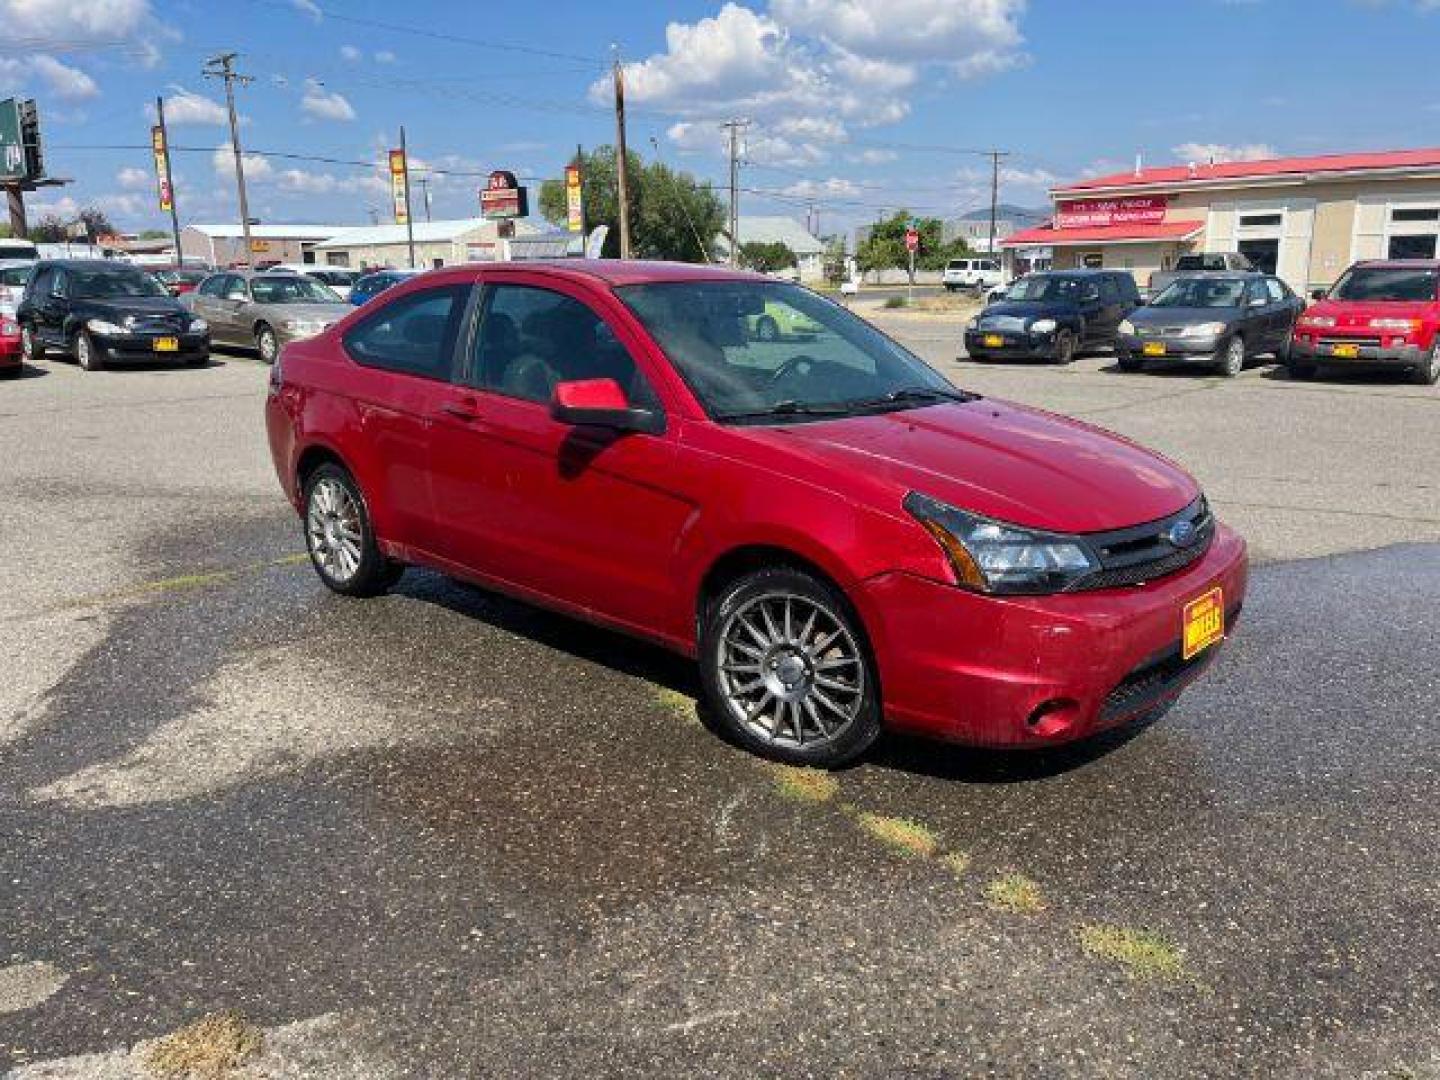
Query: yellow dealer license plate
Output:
[[1182, 587, 1225, 660], [983, 334, 1004, 347], [1142, 341, 1167, 357], [153, 337, 179, 352], [1330, 342, 1359, 358]]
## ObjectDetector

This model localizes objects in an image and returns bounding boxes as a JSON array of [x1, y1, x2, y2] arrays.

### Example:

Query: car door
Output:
[[427, 274, 694, 634], [1241, 278, 1276, 351], [1265, 277, 1299, 348], [1076, 279, 1108, 343], [189, 274, 228, 336], [35, 266, 69, 347]]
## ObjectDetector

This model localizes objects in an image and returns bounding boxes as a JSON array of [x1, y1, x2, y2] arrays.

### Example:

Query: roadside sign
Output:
[[905, 228, 919, 253], [481, 170, 529, 220], [151, 125, 173, 212], [389, 149, 409, 226], [0, 98, 26, 180], [564, 164, 583, 233]]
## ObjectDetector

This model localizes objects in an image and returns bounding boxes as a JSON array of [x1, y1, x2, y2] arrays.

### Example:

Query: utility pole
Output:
[[987, 149, 1007, 268], [611, 48, 632, 259], [154, 95, 182, 265], [721, 118, 749, 266], [204, 53, 255, 266], [418, 174, 432, 223], [399, 125, 416, 269]]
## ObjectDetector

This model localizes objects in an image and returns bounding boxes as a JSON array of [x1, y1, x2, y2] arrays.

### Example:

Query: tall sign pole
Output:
[[153, 96, 182, 263], [399, 126, 416, 269], [204, 53, 255, 265], [612, 48, 632, 259]]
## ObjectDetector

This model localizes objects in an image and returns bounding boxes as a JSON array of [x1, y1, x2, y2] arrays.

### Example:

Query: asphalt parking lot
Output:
[[2, 330, 1438, 1077]]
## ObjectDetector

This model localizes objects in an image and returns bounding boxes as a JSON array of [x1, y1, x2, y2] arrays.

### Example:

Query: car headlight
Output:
[[1369, 317, 1419, 331], [188, 318, 208, 333], [1181, 321, 1227, 338], [1118, 319, 1135, 335], [1298, 315, 1335, 329], [86, 318, 124, 335], [904, 491, 1099, 595], [1029, 318, 1058, 333]]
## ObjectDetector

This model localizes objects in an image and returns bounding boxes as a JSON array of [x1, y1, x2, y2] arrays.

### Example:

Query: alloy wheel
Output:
[[716, 592, 865, 750], [21, 325, 36, 361], [257, 327, 278, 364], [1221, 337, 1244, 377], [307, 477, 364, 584]]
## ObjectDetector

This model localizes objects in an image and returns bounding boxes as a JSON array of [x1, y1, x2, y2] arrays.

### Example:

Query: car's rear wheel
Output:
[[1117, 354, 1144, 373], [1052, 329, 1076, 364], [700, 567, 882, 768], [1218, 335, 1245, 377], [1411, 343, 1440, 385], [74, 331, 103, 372], [255, 323, 279, 365], [20, 324, 43, 362], [755, 315, 780, 342], [303, 463, 403, 597]]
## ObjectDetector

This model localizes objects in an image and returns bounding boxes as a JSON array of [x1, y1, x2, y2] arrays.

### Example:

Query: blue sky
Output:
[[10, 0, 1440, 237]]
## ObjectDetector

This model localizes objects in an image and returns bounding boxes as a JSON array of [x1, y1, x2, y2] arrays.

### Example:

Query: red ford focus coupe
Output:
[[266, 261, 1247, 767]]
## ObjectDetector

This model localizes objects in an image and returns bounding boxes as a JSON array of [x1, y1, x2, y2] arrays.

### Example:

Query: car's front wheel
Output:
[[20, 324, 43, 363], [1052, 328, 1076, 364], [255, 323, 279, 365], [1218, 335, 1245, 377], [74, 330, 103, 371], [1117, 353, 1144, 373], [700, 567, 882, 767], [303, 463, 404, 597]]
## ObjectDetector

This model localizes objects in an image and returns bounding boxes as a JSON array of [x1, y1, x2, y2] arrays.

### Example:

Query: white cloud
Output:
[[158, 87, 228, 126], [374, 50, 396, 63], [290, 0, 322, 20], [781, 176, 861, 198], [849, 148, 897, 165], [116, 166, 150, 190], [1171, 141, 1277, 164], [0, 0, 151, 41], [300, 78, 356, 122], [212, 141, 273, 182], [29, 54, 99, 100], [30, 194, 79, 220], [339, 44, 361, 62], [770, 0, 1026, 74]]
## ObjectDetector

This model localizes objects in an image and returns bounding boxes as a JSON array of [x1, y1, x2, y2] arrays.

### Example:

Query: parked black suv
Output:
[[17, 260, 210, 371], [964, 270, 1141, 363]]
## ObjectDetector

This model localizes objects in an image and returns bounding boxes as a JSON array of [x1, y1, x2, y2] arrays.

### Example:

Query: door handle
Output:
[[441, 401, 479, 421]]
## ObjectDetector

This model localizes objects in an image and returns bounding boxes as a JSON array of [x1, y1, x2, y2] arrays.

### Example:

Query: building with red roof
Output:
[[1001, 147, 1440, 293]]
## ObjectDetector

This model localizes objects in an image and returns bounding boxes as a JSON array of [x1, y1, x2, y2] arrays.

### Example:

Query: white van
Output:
[[942, 258, 1001, 292]]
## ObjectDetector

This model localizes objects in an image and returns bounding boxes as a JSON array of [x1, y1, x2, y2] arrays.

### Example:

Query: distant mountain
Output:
[[957, 203, 1049, 224]]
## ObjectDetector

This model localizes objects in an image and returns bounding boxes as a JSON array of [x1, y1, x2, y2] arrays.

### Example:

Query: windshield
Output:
[[1330, 266, 1438, 302], [250, 275, 342, 304], [1150, 277, 1247, 308], [618, 280, 965, 422], [1003, 275, 1086, 303], [71, 268, 169, 299]]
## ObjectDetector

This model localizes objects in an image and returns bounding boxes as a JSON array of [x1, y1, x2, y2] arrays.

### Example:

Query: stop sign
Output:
[[904, 228, 919, 252]]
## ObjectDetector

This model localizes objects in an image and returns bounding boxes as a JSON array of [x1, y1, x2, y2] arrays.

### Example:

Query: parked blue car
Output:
[[349, 269, 419, 306]]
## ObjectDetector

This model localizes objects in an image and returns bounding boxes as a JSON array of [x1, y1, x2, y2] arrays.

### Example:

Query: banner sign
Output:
[[151, 125, 173, 212], [0, 98, 28, 180], [389, 149, 409, 225], [1055, 196, 1167, 229], [480, 169, 529, 220], [564, 164, 583, 233]]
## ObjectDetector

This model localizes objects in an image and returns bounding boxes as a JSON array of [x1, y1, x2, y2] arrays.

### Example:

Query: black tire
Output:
[[1218, 335, 1245, 377], [699, 567, 882, 768], [1411, 344, 1440, 386], [1274, 335, 1293, 365], [301, 463, 404, 598], [1052, 329, 1076, 364], [1117, 353, 1144, 373], [255, 323, 279, 365], [74, 330, 104, 371], [20, 323, 44, 362], [755, 315, 780, 342]]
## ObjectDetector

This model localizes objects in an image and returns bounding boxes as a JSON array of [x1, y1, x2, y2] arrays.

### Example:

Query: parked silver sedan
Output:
[[185, 269, 350, 363]]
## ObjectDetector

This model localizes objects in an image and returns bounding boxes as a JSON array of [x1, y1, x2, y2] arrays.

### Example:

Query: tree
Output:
[[738, 241, 795, 273], [539, 146, 724, 262], [31, 215, 66, 242], [856, 210, 970, 281], [139, 228, 170, 239], [78, 206, 115, 239]]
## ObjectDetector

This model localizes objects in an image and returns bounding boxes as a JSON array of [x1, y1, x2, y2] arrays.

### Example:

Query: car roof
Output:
[[1353, 259, 1440, 269], [406, 259, 772, 289], [34, 258, 134, 269]]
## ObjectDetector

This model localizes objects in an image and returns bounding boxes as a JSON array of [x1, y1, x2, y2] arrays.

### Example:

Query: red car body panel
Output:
[[266, 260, 1248, 748], [0, 320, 21, 369]]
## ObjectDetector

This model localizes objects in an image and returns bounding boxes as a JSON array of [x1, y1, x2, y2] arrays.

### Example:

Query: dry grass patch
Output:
[[144, 1010, 263, 1078], [855, 812, 939, 858], [771, 765, 840, 803], [985, 872, 1045, 914], [654, 687, 697, 724], [941, 851, 971, 877], [1078, 924, 1187, 980]]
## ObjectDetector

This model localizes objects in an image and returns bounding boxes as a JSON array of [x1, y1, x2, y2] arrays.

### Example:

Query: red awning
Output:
[[1002, 221, 1205, 248]]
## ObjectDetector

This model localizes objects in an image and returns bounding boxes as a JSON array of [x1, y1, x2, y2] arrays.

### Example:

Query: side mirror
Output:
[[551, 378, 663, 435], [1310, 288, 1327, 301]]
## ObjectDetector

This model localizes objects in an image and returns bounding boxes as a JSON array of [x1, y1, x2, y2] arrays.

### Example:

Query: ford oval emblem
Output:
[[1167, 520, 1198, 548]]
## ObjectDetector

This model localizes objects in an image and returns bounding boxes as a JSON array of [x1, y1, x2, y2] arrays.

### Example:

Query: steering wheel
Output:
[[768, 354, 818, 386]]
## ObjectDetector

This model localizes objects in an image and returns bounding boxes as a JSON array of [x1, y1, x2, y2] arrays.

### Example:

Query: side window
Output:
[[224, 276, 249, 301], [1264, 277, 1286, 303], [50, 269, 68, 297], [28, 267, 51, 299], [1246, 280, 1268, 305], [472, 284, 658, 408], [343, 284, 469, 380], [1098, 277, 1120, 303], [198, 275, 225, 298]]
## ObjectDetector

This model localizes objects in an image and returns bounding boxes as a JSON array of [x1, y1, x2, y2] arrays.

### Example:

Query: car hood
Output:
[[744, 400, 1198, 533], [980, 299, 1078, 322], [260, 302, 350, 321], [1305, 299, 1437, 324], [80, 296, 190, 320], [1130, 305, 1239, 326]]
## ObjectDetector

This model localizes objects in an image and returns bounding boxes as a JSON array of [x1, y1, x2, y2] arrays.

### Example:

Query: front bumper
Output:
[[856, 523, 1248, 748], [1290, 336, 1426, 369], [1116, 333, 1223, 365], [963, 328, 1059, 360], [92, 331, 209, 364]]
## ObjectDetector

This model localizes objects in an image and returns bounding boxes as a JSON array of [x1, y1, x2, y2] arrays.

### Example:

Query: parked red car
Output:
[[152, 267, 208, 297], [1290, 259, 1440, 384], [266, 262, 1247, 766], [0, 312, 20, 376]]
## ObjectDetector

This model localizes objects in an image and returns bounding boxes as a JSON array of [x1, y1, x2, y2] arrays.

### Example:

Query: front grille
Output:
[[1067, 497, 1214, 592], [1099, 603, 1241, 721], [977, 315, 1028, 332], [128, 314, 185, 333]]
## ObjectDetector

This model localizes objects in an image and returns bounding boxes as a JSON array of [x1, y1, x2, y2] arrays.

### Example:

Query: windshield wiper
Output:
[[717, 399, 855, 422], [849, 386, 976, 409]]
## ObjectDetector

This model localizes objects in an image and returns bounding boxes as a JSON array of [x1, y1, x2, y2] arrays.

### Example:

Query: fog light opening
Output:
[[1025, 698, 1080, 738]]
